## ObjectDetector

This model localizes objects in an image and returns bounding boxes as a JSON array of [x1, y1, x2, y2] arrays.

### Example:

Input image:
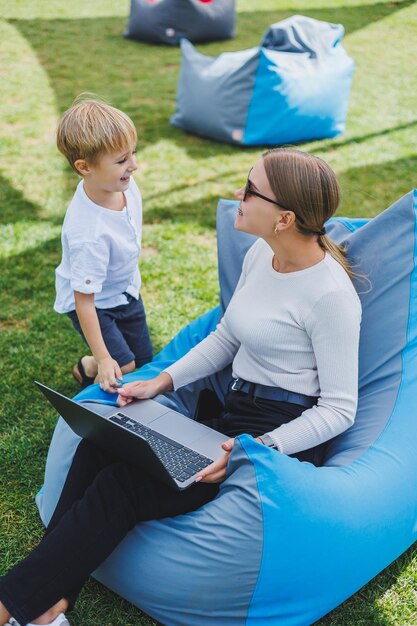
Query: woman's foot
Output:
[[72, 355, 97, 388]]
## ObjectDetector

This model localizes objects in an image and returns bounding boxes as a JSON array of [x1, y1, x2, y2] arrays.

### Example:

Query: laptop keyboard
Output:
[[109, 412, 213, 483]]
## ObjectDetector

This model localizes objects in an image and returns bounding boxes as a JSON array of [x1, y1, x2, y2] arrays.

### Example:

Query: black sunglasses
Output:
[[243, 170, 305, 225]]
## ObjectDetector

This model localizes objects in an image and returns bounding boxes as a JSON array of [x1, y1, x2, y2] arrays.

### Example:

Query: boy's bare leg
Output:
[[121, 360, 135, 374], [0, 598, 68, 625], [72, 355, 97, 384], [79, 355, 98, 379]]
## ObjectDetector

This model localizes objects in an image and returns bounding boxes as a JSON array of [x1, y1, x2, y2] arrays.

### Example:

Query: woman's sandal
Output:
[[72, 357, 95, 388]]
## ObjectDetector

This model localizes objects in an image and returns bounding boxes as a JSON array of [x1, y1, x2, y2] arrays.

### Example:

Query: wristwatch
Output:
[[258, 433, 277, 448]]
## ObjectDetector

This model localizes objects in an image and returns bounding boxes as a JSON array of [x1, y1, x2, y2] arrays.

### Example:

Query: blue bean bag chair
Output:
[[124, 0, 236, 45], [37, 190, 417, 625], [171, 15, 355, 145]]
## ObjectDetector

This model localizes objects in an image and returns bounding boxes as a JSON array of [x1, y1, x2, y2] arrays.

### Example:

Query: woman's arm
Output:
[[264, 290, 362, 454], [74, 291, 122, 392], [163, 316, 240, 390], [117, 317, 240, 406]]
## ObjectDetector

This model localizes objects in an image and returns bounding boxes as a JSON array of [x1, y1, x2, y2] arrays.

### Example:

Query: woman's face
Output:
[[234, 159, 280, 238]]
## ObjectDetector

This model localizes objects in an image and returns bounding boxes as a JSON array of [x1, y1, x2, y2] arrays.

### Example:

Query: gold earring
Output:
[[274, 225, 280, 235]]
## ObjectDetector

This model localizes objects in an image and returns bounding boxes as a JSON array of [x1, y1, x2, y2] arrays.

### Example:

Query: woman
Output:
[[0, 148, 361, 626]]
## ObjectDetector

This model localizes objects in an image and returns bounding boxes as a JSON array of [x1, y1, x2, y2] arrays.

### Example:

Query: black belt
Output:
[[230, 377, 318, 409]]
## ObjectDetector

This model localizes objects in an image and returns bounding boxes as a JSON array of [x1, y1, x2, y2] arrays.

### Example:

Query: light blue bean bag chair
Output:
[[124, 0, 236, 45], [37, 190, 417, 625], [171, 15, 355, 145]]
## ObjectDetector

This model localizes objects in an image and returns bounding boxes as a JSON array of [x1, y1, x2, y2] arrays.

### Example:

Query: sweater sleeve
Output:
[[264, 289, 362, 455], [163, 247, 254, 390], [164, 315, 239, 390]]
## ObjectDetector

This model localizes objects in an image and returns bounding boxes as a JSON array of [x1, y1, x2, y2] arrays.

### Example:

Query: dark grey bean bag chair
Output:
[[125, 0, 236, 45]]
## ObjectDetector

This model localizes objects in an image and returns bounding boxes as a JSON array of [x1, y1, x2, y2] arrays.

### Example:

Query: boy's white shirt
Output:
[[54, 177, 142, 313]]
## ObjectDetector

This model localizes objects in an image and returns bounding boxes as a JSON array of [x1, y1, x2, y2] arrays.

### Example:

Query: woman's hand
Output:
[[195, 436, 265, 484], [97, 356, 123, 393], [195, 438, 235, 484], [117, 372, 173, 406]]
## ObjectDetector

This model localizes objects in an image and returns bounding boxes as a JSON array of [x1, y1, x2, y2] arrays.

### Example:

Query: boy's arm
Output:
[[74, 291, 122, 393]]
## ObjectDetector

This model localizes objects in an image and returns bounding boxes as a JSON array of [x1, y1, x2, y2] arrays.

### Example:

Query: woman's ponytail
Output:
[[318, 234, 352, 279]]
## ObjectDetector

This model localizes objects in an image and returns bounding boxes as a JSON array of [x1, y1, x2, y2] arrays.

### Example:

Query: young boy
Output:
[[54, 96, 153, 393]]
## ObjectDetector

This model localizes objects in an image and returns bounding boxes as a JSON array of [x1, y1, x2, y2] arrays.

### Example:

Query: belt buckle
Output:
[[231, 378, 240, 392]]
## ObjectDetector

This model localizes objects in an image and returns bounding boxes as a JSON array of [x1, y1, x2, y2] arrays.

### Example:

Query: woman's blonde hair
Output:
[[57, 94, 137, 173], [263, 147, 353, 279]]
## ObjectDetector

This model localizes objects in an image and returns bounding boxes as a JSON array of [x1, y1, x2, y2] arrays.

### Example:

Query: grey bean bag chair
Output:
[[171, 15, 354, 144]]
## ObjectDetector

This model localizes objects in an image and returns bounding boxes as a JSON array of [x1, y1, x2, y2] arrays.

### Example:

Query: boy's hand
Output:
[[97, 356, 123, 393], [117, 372, 173, 407]]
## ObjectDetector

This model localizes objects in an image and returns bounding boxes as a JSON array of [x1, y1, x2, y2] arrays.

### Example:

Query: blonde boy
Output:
[[54, 96, 153, 392]]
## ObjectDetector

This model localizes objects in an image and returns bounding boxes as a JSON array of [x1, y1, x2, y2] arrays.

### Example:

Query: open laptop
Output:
[[35, 381, 229, 491]]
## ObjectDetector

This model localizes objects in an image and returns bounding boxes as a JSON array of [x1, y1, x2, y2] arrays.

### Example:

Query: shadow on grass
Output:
[[338, 154, 417, 217], [144, 193, 219, 228], [317, 119, 417, 155], [0, 171, 70, 227], [0, 171, 42, 224], [0, 234, 60, 317]]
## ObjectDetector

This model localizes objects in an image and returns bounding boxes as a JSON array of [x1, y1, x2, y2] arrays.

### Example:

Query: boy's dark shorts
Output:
[[67, 294, 153, 368]]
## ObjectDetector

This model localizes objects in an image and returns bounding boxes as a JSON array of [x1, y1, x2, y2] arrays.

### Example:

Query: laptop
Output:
[[35, 381, 229, 491]]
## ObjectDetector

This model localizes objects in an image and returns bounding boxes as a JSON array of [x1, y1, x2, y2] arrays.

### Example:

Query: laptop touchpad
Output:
[[113, 400, 170, 425], [151, 413, 208, 446]]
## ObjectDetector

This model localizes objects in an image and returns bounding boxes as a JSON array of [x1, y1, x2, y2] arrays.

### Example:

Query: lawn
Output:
[[0, 0, 417, 624]]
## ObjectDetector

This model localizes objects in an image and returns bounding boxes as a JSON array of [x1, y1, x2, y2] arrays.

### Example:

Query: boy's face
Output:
[[78, 145, 138, 194]]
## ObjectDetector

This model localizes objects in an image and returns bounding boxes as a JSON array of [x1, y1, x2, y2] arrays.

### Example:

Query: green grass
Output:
[[0, 0, 417, 624]]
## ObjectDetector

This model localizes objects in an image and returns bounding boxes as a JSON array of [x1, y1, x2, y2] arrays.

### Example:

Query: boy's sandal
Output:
[[72, 357, 95, 388]]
